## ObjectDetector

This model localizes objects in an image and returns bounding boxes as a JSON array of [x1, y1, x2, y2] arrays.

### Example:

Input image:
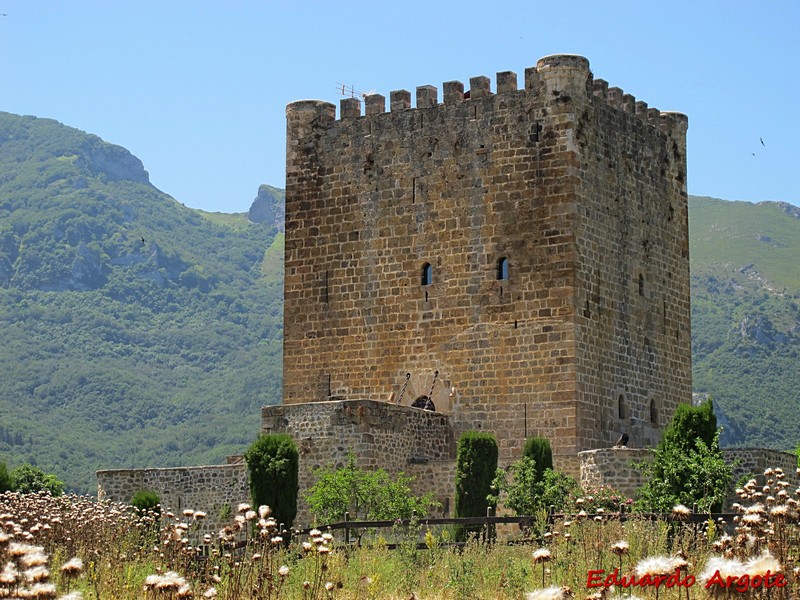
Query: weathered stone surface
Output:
[[97, 464, 249, 535], [281, 54, 691, 484], [580, 447, 800, 506]]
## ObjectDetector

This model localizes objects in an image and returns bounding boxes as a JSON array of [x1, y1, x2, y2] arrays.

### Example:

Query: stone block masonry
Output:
[[281, 54, 690, 491], [579, 447, 799, 506], [97, 463, 249, 536]]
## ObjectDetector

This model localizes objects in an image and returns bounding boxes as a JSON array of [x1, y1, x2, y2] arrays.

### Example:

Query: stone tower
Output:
[[266, 54, 690, 506]]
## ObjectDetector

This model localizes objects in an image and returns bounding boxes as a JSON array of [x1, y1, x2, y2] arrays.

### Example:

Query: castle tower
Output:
[[269, 54, 690, 501]]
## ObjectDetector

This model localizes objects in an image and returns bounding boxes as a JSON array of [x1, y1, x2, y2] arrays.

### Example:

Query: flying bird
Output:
[[614, 433, 629, 448], [141, 236, 145, 245], [760, 137, 765, 147]]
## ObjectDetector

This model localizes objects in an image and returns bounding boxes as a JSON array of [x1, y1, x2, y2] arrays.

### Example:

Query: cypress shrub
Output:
[[455, 431, 498, 540], [244, 433, 299, 529], [522, 437, 553, 483], [660, 398, 717, 452], [0, 461, 12, 493]]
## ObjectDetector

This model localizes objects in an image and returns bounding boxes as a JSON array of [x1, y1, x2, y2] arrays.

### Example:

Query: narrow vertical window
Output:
[[497, 257, 509, 280], [618, 394, 626, 420], [650, 398, 658, 425], [638, 273, 645, 296], [421, 262, 432, 286]]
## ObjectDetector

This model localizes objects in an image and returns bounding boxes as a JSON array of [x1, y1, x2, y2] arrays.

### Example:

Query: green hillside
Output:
[[689, 196, 800, 451], [1, 110, 798, 494], [0, 112, 283, 493]]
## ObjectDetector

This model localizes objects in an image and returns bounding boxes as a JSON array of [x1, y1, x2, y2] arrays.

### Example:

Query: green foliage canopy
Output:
[[305, 454, 438, 525], [10, 463, 65, 496], [635, 399, 731, 513], [244, 433, 299, 528], [522, 437, 553, 483], [0, 461, 11, 493], [491, 462, 578, 517], [455, 431, 498, 518], [130, 489, 161, 516], [0, 111, 284, 493]]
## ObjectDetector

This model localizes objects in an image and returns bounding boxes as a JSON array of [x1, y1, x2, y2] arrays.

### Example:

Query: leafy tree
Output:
[[10, 463, 65, 496], [491, 461, 579, 516], [244, 433, 299, 528], [0, 461, 12, 493], [305, 454, 438, 524], [634, 399, 731, 513]]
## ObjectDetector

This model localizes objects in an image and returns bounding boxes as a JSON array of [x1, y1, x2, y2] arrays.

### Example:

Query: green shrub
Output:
[[660, 398, 717, 452], [455, 431, 498, 539], [10, 464, 64, 496], [244, 433, 299, 528], [492, 461, 578, 517], [522, 437, 553, 483], [634, 399, 731, 513], [130, 489, 161, 516], [305, 453, 438, 524]]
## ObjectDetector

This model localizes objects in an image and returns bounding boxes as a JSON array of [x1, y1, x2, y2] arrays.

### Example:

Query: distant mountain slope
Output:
[[689, 196, 800, 451], [2, 110, 798, 495], [0, 112, 283, 493]]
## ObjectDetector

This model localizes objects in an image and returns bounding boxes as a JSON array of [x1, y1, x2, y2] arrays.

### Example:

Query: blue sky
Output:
[[2, 1, 798, 213]]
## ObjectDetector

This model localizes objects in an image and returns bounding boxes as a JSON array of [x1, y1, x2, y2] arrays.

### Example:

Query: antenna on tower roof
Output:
[[335, 83, 376, 103]]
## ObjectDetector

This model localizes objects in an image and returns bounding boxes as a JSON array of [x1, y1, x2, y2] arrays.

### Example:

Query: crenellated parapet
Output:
[[286, 54, 686, 142]]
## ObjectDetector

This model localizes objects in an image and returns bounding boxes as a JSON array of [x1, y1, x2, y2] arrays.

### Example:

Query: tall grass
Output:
[[2, 466, 800, 599]]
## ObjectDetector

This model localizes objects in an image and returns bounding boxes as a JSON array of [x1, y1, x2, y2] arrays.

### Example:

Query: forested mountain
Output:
[[1, 111, 798, 495], [690, 196, 800, 451], [0, 112, 283, 493]]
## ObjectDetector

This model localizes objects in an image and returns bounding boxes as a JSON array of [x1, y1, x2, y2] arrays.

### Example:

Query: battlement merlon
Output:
[[286, 54, 685, 136]]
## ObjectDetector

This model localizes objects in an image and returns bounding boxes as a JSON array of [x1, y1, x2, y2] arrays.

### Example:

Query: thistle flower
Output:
[[699, 556, 744, 586], [325, 582, 335, 591], [0, 563, 19, 585], [203, 589, 218, 598], [742, 550, 781, 577], [237, 503, 251, 514], [23, 565, 50, 583], [634, 556, 676, 577], [610, 540, 629, 556], [25, 582, 57, 599], [526, 585, 574, 600], [533, 548, 552, 564], [672, 504, 691, 519], [60, 557, 84, 578], [741, 513, 762, 525], [278, 565, 290, 577], [258, 505, 271, 518]]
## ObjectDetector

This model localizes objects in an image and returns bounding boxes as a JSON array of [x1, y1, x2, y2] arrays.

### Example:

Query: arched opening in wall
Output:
[[411, 395, 435, 411], [638, 273, 645, 297], [497, 257, 509, 281], [650, 398, 658, 425], [618, 393, 626, 420], [421, 263, 432, 286]]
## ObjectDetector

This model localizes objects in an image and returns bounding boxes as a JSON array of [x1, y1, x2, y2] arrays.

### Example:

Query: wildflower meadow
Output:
[[2, 467, 800, 599]]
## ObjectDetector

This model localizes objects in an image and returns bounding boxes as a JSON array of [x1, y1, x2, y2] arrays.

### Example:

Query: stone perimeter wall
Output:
[[580, 447, 799, 503], [97, 463, 249, 536]]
